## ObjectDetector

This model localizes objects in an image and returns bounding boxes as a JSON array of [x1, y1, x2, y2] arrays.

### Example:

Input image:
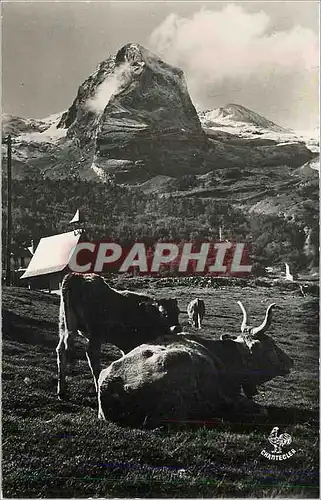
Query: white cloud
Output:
[[149, 4, 319, 129], [86, 62, 132, 113]]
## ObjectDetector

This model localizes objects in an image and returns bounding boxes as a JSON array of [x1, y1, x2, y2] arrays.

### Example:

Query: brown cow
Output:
[[56, 272, 181, 399]]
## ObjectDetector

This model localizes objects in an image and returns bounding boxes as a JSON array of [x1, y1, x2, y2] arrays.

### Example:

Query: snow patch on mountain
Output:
[[40, 112, 65, 126], [17, 112, 66, 143], [293, 128, 319, 153], [300, 155, 320, 174], [198, 103, 319, 153], [91, 162, 109, 181], [2, 114, 49, 137], [200, 103, 290, 132]]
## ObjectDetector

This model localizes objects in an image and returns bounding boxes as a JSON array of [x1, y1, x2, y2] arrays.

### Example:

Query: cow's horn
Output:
[[237, 301, 248, 333], [251, 303, 276, 336]]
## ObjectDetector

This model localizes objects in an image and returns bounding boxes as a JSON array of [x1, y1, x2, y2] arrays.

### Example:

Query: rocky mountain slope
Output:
[[57, 44, 208, 181], [2, 114, 50, 137]]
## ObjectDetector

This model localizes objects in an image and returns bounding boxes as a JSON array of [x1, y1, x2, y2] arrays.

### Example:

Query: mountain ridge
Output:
[[200, 103, 291, 133], [3, 43, 317, 183]]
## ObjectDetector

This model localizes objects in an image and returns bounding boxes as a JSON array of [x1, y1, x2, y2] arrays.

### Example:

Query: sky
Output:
[[2, 1, 319, 130]]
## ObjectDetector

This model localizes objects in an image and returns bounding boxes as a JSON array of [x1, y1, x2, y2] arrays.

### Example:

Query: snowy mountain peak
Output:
[[200, 103, 290, 133]]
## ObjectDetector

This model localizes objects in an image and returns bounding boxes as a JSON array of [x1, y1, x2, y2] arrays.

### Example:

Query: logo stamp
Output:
[[261, 427, 297, 461]]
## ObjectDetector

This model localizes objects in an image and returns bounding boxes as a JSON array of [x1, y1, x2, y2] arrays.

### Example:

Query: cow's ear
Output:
[[220, 334, 237, 341], [250, 329, 265, 340]]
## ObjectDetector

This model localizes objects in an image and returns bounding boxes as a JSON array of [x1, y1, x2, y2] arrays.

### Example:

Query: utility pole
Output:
[[2, 135, 12, 285]]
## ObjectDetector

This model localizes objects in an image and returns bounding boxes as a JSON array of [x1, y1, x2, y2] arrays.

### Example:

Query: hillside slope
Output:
[[2, 284, 319, 498]]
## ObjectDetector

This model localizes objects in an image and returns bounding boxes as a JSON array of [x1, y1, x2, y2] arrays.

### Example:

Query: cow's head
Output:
[[137, 301, 168, 325], [221, 301, 293, 387], [157, 298, 182, 333], [110, 301, 173, 353], [135, 300, 180, 335]]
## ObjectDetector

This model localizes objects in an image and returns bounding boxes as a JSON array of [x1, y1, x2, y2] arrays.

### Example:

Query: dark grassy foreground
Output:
[[2, 281, 319, 498]]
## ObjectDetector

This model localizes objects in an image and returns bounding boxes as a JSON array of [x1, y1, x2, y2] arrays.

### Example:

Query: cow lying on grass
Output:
[[98, 301, 293, 427], [57, 273, 181, 400]]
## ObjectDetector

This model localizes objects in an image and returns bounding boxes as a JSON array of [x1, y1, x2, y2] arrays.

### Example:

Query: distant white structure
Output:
[[69, 209, 84, 224], [20, 230, 85, 291], [69, 209, 85, 236], [285, 263, 294, 281]]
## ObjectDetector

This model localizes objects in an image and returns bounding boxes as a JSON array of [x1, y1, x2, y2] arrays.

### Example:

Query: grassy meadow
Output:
[[2, 280, 319, 498]]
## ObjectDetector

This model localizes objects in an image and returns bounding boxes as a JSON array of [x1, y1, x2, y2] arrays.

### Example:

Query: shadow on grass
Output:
[[158, 406, 319, 434], [266, 405, 319, 427], [2, 310, 57, 348]]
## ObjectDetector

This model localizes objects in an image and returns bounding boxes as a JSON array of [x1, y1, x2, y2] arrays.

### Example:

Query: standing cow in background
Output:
[[187, 298, 206, 329]]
